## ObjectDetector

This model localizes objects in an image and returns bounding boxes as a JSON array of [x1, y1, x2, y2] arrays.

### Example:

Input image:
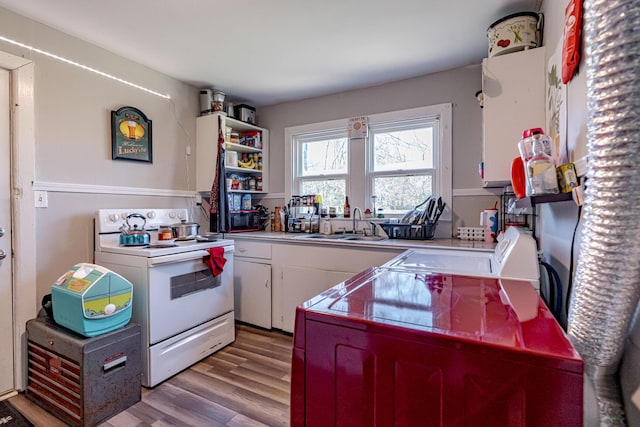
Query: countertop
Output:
[[224, 231, 496, 252]]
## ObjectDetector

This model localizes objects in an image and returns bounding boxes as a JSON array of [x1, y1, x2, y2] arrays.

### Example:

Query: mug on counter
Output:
[[480, 209, 499, 243]]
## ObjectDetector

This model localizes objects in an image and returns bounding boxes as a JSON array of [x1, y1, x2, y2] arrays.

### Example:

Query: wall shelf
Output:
[[514, 192, 573, 209]]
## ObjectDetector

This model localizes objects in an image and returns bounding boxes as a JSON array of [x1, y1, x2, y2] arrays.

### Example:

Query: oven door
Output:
[[147, 246, 234, 344]]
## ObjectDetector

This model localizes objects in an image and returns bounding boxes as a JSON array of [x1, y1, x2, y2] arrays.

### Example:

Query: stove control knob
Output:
[[147, 211, 156, 219], [121, 213, 129, 220], [168, 212, 176, 219], [108, 214, 119, 223], [177, 212, 186, 220]]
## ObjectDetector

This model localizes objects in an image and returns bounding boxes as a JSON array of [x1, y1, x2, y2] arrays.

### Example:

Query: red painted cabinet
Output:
[[291, 268, 583, 426]]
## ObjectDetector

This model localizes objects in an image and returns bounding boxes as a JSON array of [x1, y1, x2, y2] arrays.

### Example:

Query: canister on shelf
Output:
[[212, 90, 225, 112]]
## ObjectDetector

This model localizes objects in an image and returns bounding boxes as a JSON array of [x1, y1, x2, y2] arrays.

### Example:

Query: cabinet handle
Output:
[[238, 248, 247, 253], [264, 279, 269, 288]]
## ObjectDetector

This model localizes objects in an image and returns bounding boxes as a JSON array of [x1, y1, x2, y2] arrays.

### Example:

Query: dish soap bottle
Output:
[[343, 196, 351, 218], [526, 130, 558, 196]]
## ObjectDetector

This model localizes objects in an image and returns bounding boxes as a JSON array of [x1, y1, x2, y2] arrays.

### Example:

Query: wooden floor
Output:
[[9, 324, 294, 427]]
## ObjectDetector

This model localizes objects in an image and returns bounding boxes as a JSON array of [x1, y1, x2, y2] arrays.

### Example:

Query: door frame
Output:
[[1, 50, 37, 393]]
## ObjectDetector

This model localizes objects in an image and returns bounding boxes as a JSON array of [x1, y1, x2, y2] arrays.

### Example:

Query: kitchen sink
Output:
[[295, 234, 344, 240], [295, 234, 387, 242], [339, 236, 386, 241]]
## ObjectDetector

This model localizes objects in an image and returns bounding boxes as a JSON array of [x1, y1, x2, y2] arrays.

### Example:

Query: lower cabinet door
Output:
[[281, 265, 355, 333], [234, 259, 272, 329]]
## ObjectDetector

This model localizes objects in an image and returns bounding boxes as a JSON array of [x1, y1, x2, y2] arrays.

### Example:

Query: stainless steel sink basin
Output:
[[295, 234, 387, 242], [295, 234, 344, 240], [339, 236, 386, 241]]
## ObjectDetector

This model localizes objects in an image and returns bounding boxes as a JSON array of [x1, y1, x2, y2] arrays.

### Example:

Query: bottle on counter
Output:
[[273, 207, 282, 232], [343, 196, 351, 218]]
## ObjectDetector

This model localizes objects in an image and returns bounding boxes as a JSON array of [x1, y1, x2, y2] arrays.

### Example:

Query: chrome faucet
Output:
[[352, 207, 362, 233], [369, 221, 389, 239]]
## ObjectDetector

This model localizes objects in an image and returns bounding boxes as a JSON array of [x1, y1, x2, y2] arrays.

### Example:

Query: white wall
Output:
[[258, 64, 500, 234], [0, 7, 201, 301], [539, 0, 588, 326]]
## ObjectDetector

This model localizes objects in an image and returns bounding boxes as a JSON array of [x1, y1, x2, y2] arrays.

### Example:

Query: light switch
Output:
[[34, 191, 48, 208]]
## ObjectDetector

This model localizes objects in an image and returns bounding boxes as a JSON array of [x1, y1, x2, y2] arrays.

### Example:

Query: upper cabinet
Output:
[[196, 112, 269, 194], [482, 47, 546, 187]]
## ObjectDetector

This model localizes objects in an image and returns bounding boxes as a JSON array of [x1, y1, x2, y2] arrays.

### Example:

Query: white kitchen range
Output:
[[94, 208, 235, 387]]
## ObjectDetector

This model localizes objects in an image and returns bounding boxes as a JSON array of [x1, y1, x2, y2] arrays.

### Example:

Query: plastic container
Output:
[[457, 227, 485, 241], [526, 131, 559, 196], [519, 128, 552, 161]]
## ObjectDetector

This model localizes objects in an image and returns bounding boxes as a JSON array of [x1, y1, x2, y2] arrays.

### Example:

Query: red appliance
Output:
[[291, 268, 583, 427]]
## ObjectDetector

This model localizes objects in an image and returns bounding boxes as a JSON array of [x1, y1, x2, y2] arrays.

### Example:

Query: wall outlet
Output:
[[34, 191, 48, 208], [194, 194, 202, 205]]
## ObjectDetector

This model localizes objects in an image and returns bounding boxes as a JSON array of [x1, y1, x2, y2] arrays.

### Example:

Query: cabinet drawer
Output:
[[234, 240, 272, 260]]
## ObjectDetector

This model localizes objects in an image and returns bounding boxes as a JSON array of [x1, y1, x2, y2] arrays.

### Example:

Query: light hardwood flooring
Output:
[[9, 324, 294, 427]]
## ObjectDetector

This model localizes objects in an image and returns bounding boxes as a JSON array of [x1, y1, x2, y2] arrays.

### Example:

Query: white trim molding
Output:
[[453, 188, 502, 197], [32, 181, 195, 198]]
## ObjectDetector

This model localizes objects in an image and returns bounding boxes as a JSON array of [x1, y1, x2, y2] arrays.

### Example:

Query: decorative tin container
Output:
[[487, 12, 542, 57]]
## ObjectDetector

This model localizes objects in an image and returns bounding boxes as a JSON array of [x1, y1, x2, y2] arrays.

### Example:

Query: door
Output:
[[0, 68, 13, 394], [234, 259, 271, 329]]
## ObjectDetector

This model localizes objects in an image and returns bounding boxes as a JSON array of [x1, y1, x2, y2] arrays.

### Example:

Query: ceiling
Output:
[[0, 0, 542, 107]]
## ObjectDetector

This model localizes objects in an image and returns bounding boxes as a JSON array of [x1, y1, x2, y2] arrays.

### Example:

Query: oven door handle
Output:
[[148, 250, 214, 266]]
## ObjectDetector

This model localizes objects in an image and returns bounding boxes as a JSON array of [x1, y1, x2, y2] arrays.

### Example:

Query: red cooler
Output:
[[291, 268, 583, 427]]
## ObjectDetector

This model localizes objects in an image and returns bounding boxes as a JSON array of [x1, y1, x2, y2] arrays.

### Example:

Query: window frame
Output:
[[284, 103, 452, 225], [366, 115, 440, 214], [293, 127, 349, 204]]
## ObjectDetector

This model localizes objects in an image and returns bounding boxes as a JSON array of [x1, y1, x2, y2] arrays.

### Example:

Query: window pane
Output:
[[301, 179, 345, 212], [373, 128, 433, 171], [373, 175, 432, 212], [301, 138, 348, 176]]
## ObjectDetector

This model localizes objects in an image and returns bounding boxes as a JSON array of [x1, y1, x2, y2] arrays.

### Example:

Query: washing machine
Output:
[[291, 227, 583, 426]]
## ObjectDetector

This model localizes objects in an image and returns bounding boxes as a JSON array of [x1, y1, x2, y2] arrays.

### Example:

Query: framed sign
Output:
[[111, 106, 153, 163]]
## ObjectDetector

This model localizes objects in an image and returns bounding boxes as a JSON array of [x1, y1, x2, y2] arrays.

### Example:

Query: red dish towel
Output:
[[204, 247, 227, 276]]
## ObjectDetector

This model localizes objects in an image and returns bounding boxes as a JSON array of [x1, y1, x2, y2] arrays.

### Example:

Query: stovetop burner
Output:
[[95, 209, 233, 258]]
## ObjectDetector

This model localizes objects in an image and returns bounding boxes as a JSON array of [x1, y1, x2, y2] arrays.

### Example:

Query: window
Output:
[[285, 104, 451, 222], [295, 129, 348, 212], [369, 117, 438, 214]]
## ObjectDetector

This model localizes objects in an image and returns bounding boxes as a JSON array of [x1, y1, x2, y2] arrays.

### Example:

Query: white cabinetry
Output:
[[281, 266, 355, 333], [233, 240, 272, 329], [272, 243, 403, 332], [196, 112, 269, 194], [482, 47, 546, 187]]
